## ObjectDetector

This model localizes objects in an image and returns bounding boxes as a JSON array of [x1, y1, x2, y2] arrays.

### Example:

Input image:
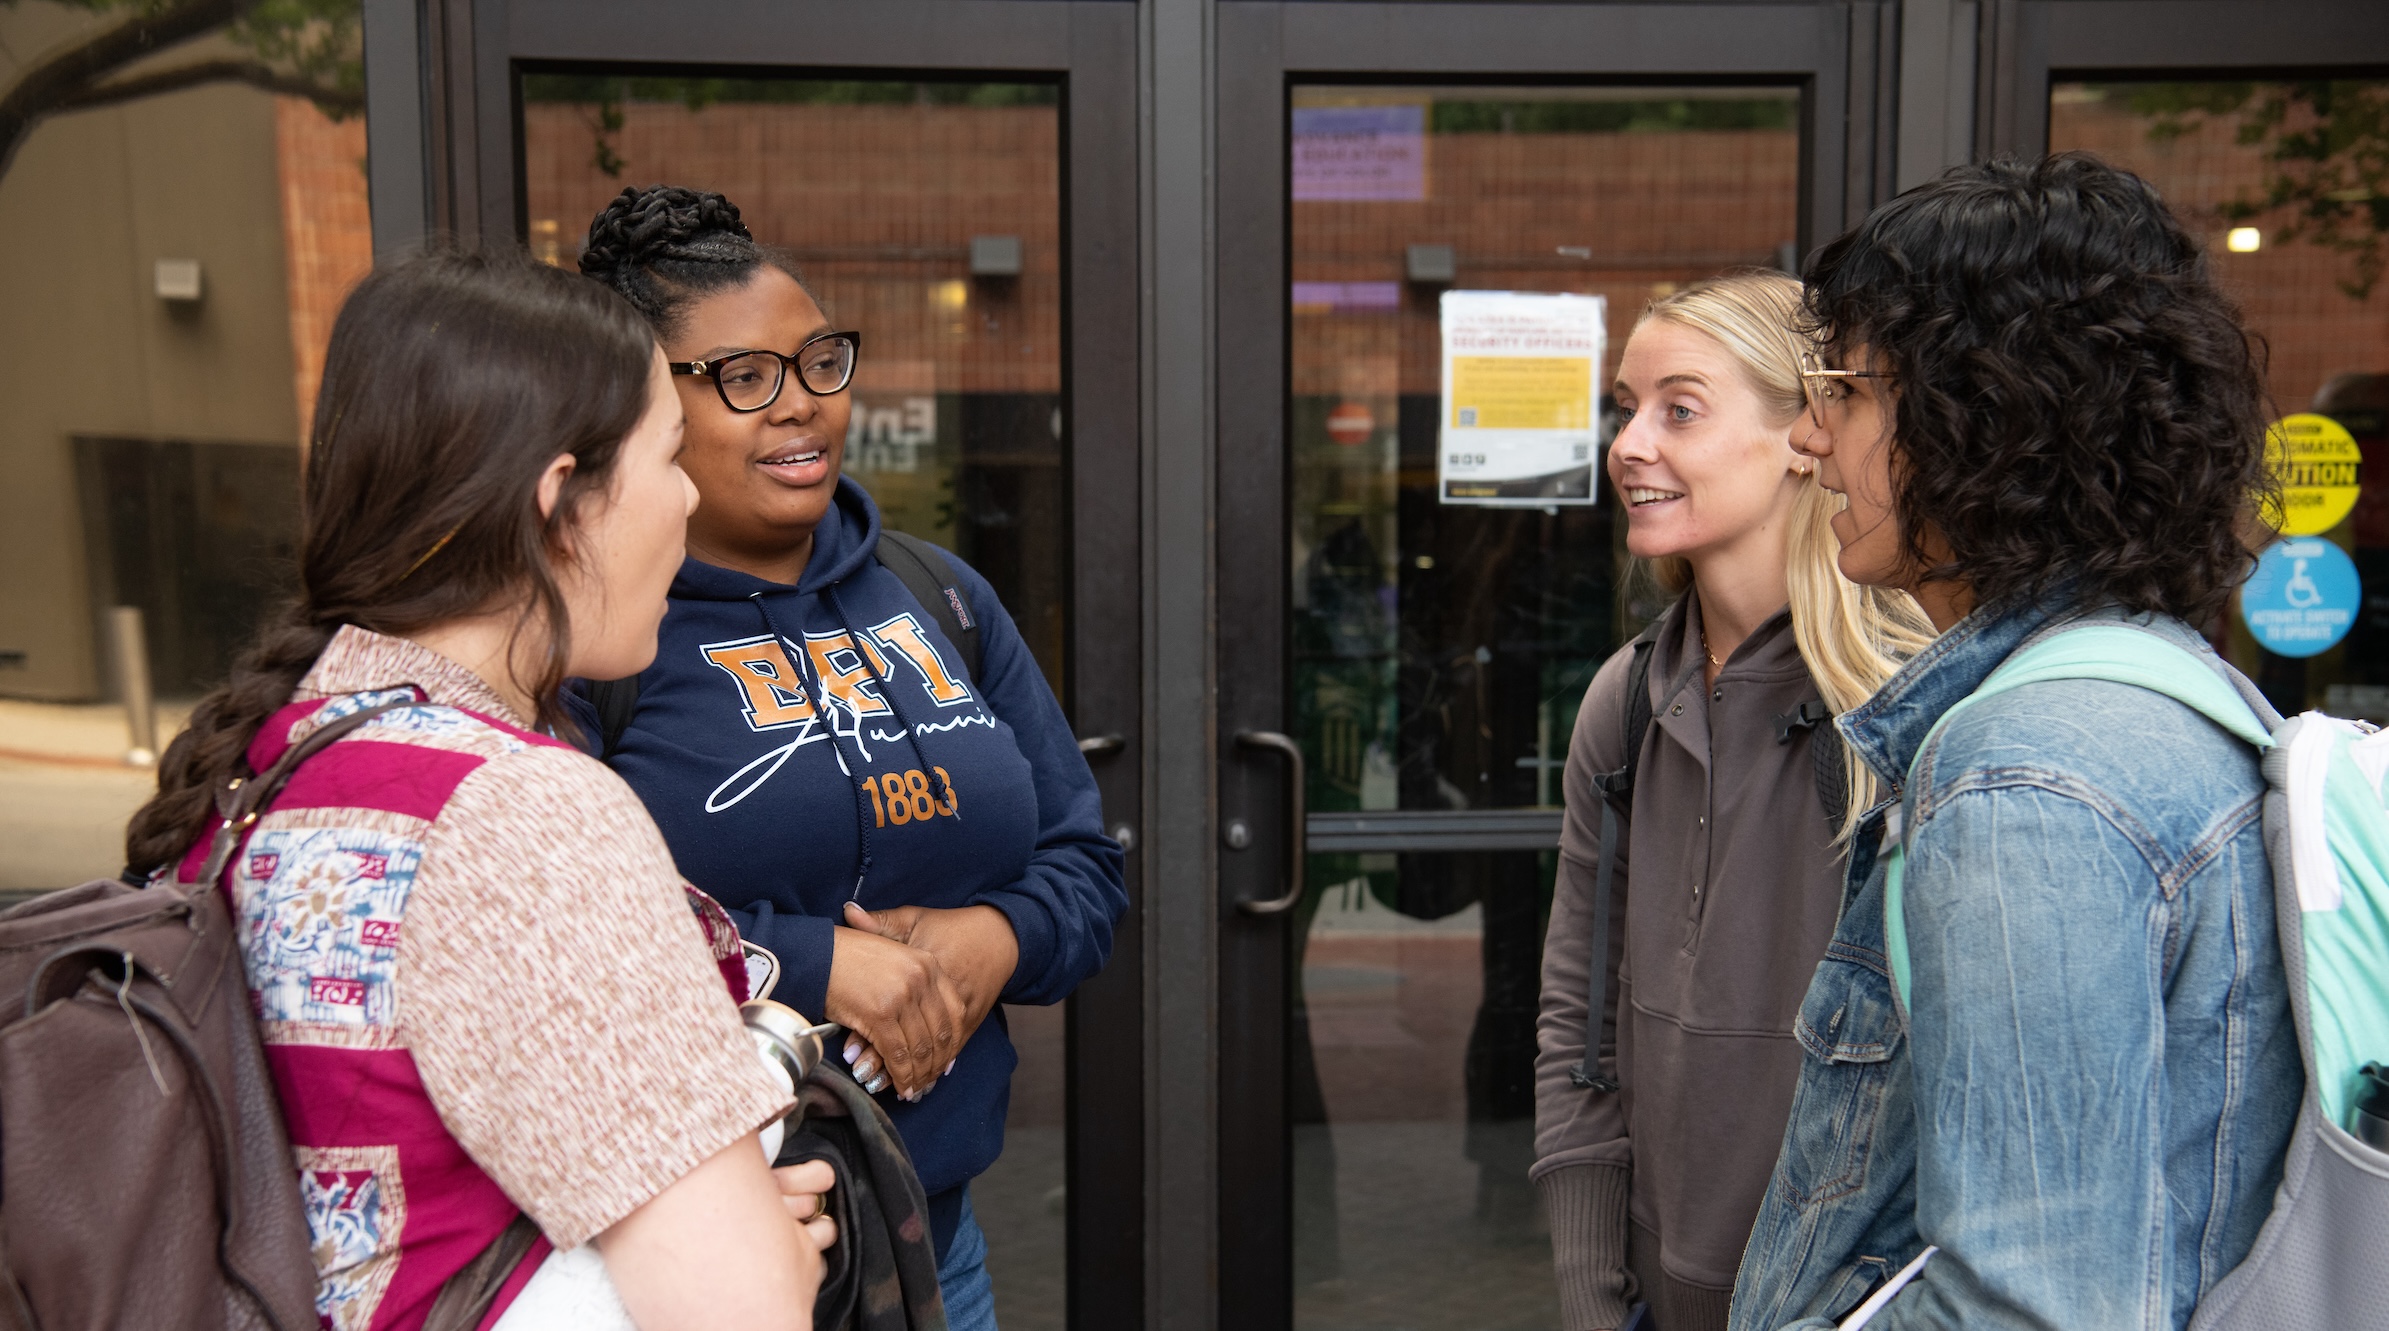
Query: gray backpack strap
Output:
[[1572, 625, 1661, 1093], [876, 530, 982, 685]]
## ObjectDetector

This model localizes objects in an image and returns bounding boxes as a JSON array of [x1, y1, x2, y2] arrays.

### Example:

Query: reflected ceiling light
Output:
[[2226, 227, 2263, 253]]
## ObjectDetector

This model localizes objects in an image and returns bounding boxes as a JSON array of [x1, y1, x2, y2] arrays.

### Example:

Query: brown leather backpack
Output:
[[0, 703, 405, 1329]]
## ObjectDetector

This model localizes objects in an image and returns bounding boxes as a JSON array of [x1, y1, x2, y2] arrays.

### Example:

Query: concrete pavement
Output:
[[0, 699, 189, 890]]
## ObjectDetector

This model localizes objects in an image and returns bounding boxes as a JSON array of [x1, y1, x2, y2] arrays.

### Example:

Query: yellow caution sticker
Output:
[[2265, 413, 2363, 537]]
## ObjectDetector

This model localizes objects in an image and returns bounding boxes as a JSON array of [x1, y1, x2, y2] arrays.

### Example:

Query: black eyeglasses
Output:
[[670, 331, 862, 413]]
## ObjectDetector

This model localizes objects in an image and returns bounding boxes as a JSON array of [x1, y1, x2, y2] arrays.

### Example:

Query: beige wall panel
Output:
[[0, 65, 295, 699]]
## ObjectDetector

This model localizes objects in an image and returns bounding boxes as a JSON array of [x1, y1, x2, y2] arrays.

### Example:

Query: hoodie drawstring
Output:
[[748, 590, 878, 898], [826, 582, 959, 816]]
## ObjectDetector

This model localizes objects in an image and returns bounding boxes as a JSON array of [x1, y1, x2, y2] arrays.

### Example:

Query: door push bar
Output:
[[1233, 730, 1305, 915]]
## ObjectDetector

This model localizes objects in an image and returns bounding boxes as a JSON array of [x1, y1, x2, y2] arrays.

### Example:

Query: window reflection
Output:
[[1287, 85, 1802, 1331], [0, 3, 365, 892], [520, 76, 1070, 696], [2051, 81, 2389, 718], [520, 74, 1070, 1330]]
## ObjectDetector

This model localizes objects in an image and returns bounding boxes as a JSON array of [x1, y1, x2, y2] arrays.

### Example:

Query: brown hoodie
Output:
[[1531, 591, 1848, 1331]]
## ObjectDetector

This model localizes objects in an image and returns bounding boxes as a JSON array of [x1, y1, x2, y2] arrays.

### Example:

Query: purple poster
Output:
[[1292, 105, 1426, 202]]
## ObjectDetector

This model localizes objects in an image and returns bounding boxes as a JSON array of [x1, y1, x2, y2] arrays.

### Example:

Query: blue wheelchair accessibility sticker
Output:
[[2241, 537, 2360, 658]]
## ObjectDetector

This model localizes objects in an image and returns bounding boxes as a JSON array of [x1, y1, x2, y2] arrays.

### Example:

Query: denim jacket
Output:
[[1729, 599, 2300, 1331]]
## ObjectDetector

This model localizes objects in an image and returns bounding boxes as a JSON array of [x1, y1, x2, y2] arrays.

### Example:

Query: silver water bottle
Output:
[[743, 999, 835, 1164]]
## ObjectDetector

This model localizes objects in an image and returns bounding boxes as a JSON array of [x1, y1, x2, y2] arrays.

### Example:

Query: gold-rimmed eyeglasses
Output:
[[1797, 350, 1889, 432]]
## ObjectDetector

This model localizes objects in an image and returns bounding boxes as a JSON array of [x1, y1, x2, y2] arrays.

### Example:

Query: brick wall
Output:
[[275, 97, 373, 444], [1294, 126, 1803, 398], [521, 101, 1062, 396], [2051, 87, 2389, 412]]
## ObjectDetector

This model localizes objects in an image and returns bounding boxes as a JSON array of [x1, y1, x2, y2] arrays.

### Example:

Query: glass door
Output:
[[1284, 83, 1804, 1331], [518, 71, 1076, 1326], [1209, 4, 1878, 1318], [1976, 1, 2389, 726]]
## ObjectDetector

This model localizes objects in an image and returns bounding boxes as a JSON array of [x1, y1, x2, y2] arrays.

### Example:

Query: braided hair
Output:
[[579, 185, 809, 336]]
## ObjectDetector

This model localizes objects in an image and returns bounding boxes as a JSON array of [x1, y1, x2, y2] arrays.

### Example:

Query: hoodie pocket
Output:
[[1775, 956, 1904, 1208]]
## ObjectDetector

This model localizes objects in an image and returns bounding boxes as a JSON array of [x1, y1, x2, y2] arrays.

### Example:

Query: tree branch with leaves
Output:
[[2130, 80, 2389, 300], [0, 0, 361, 183]]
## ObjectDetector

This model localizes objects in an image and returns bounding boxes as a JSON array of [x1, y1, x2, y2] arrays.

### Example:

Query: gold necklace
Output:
[[1700, 628, 1723, 669]]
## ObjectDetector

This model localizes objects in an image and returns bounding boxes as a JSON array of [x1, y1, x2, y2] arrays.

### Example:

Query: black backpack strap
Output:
[[1571, 625, 1661, 1094], [1772, 699, 1851, 831], [585, 675, 642, 762], [1810, 719, 1851, 831], [876, 529, 982, 685]]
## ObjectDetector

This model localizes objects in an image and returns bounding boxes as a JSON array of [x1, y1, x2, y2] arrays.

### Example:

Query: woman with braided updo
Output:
[[574, 185, 1126, 1331]]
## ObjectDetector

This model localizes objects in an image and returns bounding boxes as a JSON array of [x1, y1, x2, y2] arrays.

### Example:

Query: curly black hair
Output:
[[578, 184, 809, 335], [1802, 152, 2273, 624]]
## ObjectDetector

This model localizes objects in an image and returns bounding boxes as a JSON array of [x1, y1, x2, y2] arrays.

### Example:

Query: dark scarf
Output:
[[779, 1068, 951, 1331]]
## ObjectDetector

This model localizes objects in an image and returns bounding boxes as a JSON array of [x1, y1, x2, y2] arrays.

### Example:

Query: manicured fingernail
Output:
[[946, 1059, 957, 1075], [843, 1038, 861, 1063], [854, 1058, 877, 1083], [866, 1073, 890, 1093]]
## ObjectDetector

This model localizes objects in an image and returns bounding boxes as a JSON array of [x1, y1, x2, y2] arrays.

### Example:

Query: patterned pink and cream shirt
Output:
[[177, 626, 790, 1330]]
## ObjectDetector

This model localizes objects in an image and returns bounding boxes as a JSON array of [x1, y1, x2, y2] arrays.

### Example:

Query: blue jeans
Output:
[[938, 1188, 997, 1331]]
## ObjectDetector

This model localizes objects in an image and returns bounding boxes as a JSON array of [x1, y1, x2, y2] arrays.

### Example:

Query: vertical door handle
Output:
[[1233, 730, 1305, 915]]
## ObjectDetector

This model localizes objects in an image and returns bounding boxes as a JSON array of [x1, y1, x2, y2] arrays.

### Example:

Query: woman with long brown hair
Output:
[[123, 251, 830, 1330]]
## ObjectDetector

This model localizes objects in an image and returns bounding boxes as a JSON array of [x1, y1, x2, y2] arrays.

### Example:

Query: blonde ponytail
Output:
[[1634, 271, 1934, 839]]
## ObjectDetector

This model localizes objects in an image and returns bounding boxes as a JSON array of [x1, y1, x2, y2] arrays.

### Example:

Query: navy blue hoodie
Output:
[[572, 478, 1124, 1250]]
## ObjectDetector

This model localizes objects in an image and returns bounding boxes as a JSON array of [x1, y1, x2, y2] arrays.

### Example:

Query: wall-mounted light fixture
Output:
[[1406, 243, 1456, 285], [969, 234, 1023, 278], [2226, 227, 2263, 253], [154, 258, 203, 302]]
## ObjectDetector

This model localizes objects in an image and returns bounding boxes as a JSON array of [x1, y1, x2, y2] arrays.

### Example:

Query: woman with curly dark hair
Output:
[[1727, 153, 2300, 1330]]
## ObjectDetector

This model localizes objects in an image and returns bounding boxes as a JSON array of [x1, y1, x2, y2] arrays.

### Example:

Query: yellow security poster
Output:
[[1448, 357, 1595, 430], [1439, 291, 1605, 505], [2264, 413, 2363, 537]]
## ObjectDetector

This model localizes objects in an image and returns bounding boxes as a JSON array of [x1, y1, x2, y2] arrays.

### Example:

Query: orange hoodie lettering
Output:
[[867, 613, 973, 705], [804, 633, 895, 718], [700, 636, 815, 730]]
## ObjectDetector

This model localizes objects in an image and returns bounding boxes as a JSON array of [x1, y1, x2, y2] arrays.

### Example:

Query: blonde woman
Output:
[[1532, 272, 1931, 1331]]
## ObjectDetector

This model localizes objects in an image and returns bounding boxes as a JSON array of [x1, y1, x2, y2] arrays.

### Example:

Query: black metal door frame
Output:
[[1978, 0, 2389, 158], [364, 4, 1145, 1326], [1210, 5, 1891, 1326]]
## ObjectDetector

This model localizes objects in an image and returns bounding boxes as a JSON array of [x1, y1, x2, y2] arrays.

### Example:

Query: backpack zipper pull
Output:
[[115, 956, 170, 1097]]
